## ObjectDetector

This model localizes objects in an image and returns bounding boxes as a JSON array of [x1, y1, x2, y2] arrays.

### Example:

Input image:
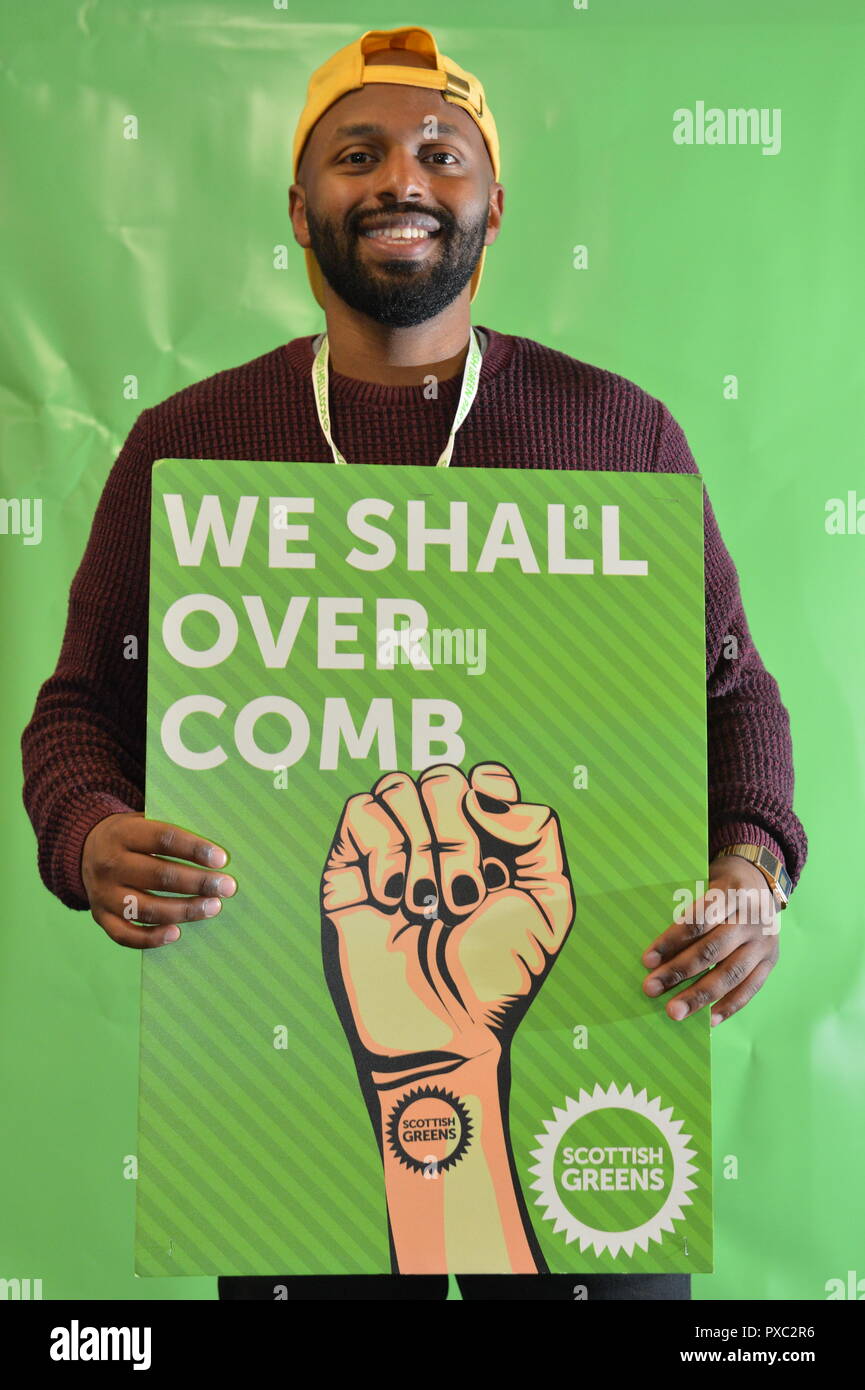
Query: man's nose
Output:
[[367, 145, 429, 203]]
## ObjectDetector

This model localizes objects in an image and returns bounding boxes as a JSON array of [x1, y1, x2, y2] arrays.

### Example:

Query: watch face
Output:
[[756, 847, 785, 887], [719, 846, 790, 904], [770, 865, 791, 907]]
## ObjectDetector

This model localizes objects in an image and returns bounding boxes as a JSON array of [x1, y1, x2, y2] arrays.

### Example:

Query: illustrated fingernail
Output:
[[384, 872, 405, 898], [203, 898, 222, 916], [413, 878, 436, 909], [483, 861, 507, 888], [644, 950, 661, 967], [645, 977, 664, 996], [452, 875, 479, 906], [164, 926, 180, 943]]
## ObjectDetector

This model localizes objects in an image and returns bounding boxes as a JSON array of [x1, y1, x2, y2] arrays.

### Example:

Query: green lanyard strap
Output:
[[311, 326, 484, 468]]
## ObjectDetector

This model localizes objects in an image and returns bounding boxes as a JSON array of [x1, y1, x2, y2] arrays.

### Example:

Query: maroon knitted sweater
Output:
[[20, 324, 808, 910]]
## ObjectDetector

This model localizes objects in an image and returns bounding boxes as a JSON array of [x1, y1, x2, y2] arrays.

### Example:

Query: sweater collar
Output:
[[283, 323, 514, 407]]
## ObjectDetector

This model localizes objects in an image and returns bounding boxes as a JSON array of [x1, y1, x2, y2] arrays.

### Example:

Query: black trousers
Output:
[[218, 1273, 690, 1301]]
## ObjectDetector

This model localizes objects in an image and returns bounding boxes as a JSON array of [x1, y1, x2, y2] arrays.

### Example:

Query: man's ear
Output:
[[485, 182, 505, 248], [288, 186, 311, 250]]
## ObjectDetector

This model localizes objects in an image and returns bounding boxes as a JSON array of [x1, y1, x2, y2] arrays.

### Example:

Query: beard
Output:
[[304, 200, 489, 327]]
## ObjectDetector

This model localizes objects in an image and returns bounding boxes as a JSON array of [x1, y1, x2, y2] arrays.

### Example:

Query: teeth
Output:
[[362, 226, 432, 240]]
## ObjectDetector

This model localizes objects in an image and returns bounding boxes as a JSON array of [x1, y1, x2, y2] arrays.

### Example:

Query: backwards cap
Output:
[[292, 26, 500, 306]]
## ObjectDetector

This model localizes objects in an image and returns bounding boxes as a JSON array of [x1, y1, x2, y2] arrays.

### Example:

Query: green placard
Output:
[[136, 460, 711, 1276]]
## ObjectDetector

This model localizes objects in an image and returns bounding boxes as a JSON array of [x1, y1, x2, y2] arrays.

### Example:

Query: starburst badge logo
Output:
[[386, 1086, 473, 1176], [528, 1083, 699, 1256]]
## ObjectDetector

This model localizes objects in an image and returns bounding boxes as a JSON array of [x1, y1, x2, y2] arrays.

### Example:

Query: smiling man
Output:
[[289, 30, 502, 389], [293, 62, 497, 347], [21, 25, 807, 1305]]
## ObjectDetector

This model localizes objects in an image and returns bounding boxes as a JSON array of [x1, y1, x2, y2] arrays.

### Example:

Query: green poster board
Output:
[[136, 460, 711, 1277]]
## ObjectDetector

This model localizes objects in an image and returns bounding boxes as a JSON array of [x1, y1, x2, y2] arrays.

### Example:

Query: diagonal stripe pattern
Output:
[[136, 461, 711, 1276]]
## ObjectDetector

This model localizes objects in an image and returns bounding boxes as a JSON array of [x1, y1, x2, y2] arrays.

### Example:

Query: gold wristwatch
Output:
[[715, 843, 791, 909]]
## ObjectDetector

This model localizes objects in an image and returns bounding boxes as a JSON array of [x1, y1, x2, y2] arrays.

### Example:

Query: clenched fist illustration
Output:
[[320, 761, 576, 1273], [320, 761, 575, 1085]]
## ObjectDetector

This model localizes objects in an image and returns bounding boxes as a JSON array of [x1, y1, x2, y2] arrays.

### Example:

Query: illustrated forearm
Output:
[[374, 1056, 539, 1275]]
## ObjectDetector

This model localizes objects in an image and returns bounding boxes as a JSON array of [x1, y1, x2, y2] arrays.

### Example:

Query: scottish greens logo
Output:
[[386, 1086, 473, 1177], [529, 1083, 698, 1256]]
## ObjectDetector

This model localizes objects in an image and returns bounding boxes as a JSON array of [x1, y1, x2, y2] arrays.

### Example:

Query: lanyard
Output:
[[311, 325, 484, 468]]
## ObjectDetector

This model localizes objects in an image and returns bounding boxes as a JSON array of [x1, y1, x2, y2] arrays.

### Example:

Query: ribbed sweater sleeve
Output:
[[20, 407, 155, 910], [652, 401, 808, 886]]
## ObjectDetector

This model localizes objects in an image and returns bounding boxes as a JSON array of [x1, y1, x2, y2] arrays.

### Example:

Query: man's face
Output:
[[291, 81, 502, 327]]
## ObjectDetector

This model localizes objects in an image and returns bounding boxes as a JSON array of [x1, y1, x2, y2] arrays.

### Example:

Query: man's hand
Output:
[[81, 811, 237, 948], [641, 853, 779, 1026]]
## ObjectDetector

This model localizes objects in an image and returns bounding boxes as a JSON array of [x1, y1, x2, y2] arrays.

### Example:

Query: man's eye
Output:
[[339, 149, 459, 166]]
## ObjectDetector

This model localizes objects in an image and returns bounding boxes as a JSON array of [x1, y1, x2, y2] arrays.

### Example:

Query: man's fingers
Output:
[[643, 920, 749, 998], [114, 814, 230, 872], [417, 765, 484, 918], [120, 850, 237, 900], [110, 887, 225, 927], [652, 940, 772, 1020], [710, 955, 777, 1026], [642, 902, 723, 968], [94, 909, 182, 950], [643, 880, 771, 968]]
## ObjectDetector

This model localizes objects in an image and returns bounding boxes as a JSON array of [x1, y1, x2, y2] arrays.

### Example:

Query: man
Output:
[[21, 25, 807, 1302]]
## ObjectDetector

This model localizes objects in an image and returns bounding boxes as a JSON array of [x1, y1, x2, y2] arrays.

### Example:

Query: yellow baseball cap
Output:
[[292, 25, 500, 308]]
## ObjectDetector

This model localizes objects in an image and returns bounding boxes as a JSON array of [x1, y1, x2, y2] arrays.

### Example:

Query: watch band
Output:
[[715, 843, 791, 909]]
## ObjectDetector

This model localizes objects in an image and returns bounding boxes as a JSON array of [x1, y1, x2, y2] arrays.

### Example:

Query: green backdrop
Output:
[[2, 0, 859, 1300]]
